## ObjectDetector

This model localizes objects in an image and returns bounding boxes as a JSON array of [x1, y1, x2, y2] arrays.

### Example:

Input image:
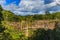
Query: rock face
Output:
[[3, 20, 58, 37], [30, 20, 55, 30], [3, 20, 56, 30], [54, 21, 60, 32]]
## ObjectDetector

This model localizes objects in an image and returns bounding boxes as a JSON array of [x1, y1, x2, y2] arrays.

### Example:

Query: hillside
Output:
[[0, 5, 60, 30], [0, 5, 60, 40]]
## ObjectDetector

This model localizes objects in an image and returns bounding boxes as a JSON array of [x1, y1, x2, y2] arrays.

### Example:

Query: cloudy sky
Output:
[[0, 0, 60, 15]]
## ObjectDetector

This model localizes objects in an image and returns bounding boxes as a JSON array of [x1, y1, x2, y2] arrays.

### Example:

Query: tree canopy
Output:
[[0, 5, 60, 40]]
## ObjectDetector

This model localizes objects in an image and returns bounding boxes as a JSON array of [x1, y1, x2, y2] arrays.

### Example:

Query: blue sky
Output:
[[44, 0, 54, 4], [0, 0, 60, 15], [5, 0, 53, 5], [5, 0, 20, 5]]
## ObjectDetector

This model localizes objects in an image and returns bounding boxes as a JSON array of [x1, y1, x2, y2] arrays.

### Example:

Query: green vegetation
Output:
[[29, 21, 60, 40], [1, 7, 60, 22], [0, 5, 60, 40]]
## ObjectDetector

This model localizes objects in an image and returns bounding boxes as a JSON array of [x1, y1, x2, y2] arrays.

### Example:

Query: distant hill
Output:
[[0, 5, 60, 40], [0, 5, 60, 23]]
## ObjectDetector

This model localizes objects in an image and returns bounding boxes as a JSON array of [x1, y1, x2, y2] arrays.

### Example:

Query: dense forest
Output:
[[0, 5, 60, 40]]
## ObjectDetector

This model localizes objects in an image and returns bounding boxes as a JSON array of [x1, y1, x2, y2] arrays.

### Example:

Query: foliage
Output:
[[28, 22, 60, 40], [0, 5, 60, 40]]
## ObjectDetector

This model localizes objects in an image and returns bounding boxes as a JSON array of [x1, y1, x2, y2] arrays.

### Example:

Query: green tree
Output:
[[0, 5, 6, 40], [45, 11, 51, 20]]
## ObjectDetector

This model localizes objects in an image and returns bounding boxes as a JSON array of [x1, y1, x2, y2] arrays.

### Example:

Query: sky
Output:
[[0, 0, 60, 15]]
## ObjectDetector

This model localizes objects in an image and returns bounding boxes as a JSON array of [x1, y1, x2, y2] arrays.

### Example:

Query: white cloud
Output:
[[0, 0, 6, 6], [3, 0, 45, 15], [1, 0, 60, 15], [17, 0, 45, 13]]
